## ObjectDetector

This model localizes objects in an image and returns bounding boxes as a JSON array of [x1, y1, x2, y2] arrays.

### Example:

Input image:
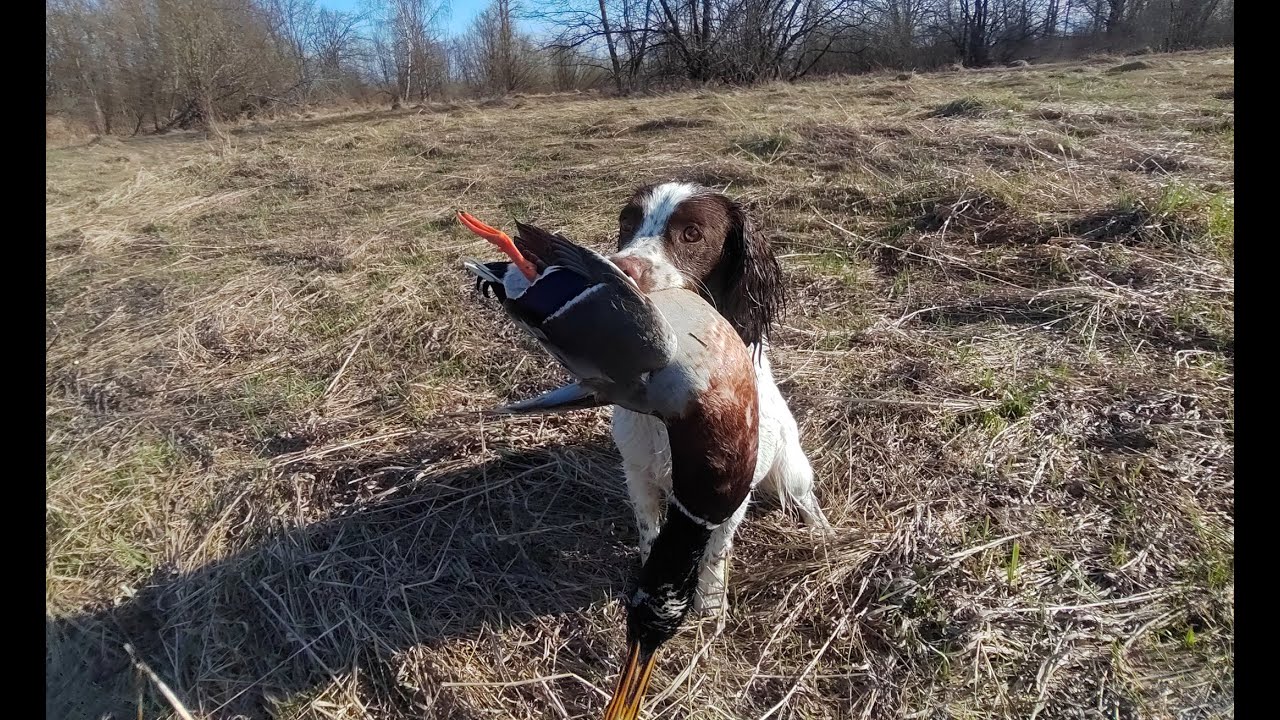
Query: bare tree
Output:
[[43, 0, 1233, 135], [534, 0, 640, 93], [1164, 0, 1223, 50], [47, 0, 116, 133], [536, 0, 877, 87], [455, 0, 547, 95], [263, 0, 317, 100], [309, 8, 368, 100], [152, 0, 290, 137], [369, 0, 449, 106], [866, 0, 932, 65], [548, 45, 608, 90]]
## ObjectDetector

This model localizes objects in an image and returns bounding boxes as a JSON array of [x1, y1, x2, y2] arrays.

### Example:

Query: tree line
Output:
[[46, 0, 1233, 136]]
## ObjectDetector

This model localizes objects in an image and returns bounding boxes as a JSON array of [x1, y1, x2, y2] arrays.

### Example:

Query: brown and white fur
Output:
[[607, 182, 831, 623]]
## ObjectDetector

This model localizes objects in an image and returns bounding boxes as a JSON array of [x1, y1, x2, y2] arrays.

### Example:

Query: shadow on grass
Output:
[[47, 440, 635, 719]]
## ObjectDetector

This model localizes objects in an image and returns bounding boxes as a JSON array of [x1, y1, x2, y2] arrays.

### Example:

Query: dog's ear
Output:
[[718, 199, 784, 351]]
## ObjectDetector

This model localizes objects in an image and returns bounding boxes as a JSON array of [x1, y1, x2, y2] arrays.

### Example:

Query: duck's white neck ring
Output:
[[669, 493, 721, 530]]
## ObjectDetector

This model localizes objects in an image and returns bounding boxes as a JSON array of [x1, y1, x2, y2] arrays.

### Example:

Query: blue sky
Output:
[[316, 0, 505, 37]]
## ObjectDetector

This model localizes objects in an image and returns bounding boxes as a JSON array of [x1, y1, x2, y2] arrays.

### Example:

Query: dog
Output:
[[607, 182, 831, 622]]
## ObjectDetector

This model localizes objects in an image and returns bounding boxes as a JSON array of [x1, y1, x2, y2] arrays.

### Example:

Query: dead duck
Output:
[[459, 212, 760, 720], [459, 210, 677, 413]]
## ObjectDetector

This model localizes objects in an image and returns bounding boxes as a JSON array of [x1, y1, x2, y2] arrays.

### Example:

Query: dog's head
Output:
[[609, 182, 783, 349]]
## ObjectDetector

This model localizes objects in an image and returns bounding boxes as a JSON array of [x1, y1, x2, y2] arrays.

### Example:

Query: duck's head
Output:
[[603, 500, 717, 720]]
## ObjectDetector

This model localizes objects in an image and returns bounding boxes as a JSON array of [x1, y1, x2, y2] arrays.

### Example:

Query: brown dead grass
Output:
[[47, 49, 1233, 720]]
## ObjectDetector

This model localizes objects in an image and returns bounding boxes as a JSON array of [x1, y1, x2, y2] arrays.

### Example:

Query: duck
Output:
[[458, 210, 678, 413], [458, 211, 761, 720]]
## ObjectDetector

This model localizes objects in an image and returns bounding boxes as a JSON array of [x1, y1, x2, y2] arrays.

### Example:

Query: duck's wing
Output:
[[512, 225, 678, 380], [514, 222, 633, 288], [465, 259, 613, 381], [467, 223, 678, 389]]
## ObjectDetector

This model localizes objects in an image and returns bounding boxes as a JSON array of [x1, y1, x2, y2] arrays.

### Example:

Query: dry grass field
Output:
[[46, 49, 1233, 720]]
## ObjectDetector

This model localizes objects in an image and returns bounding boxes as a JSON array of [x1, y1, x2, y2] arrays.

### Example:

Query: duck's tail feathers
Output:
[[464, 258, 514, 298], [464, 258, 505, 283]]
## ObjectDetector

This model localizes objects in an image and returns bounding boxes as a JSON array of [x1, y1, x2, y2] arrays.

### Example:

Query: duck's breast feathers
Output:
[[644, 288, 752, 412], [646, 288, 761, 525], [665, 355, 759, 525]]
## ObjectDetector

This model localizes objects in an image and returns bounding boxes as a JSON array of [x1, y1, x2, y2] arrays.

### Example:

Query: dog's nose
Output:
[[611, 255, 651, 290]]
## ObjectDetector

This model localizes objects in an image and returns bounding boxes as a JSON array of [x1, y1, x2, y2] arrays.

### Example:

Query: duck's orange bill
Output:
[[457, 211, 538, 280], [602, 641, 658, 720]]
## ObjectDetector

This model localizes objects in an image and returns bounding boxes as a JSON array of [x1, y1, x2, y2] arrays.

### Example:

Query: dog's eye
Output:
[[681, 225, 702, 243], [619, 217, 636, 234]]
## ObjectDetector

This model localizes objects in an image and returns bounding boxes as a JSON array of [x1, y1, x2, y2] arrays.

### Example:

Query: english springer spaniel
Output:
[[607, 182, 831, 621]]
